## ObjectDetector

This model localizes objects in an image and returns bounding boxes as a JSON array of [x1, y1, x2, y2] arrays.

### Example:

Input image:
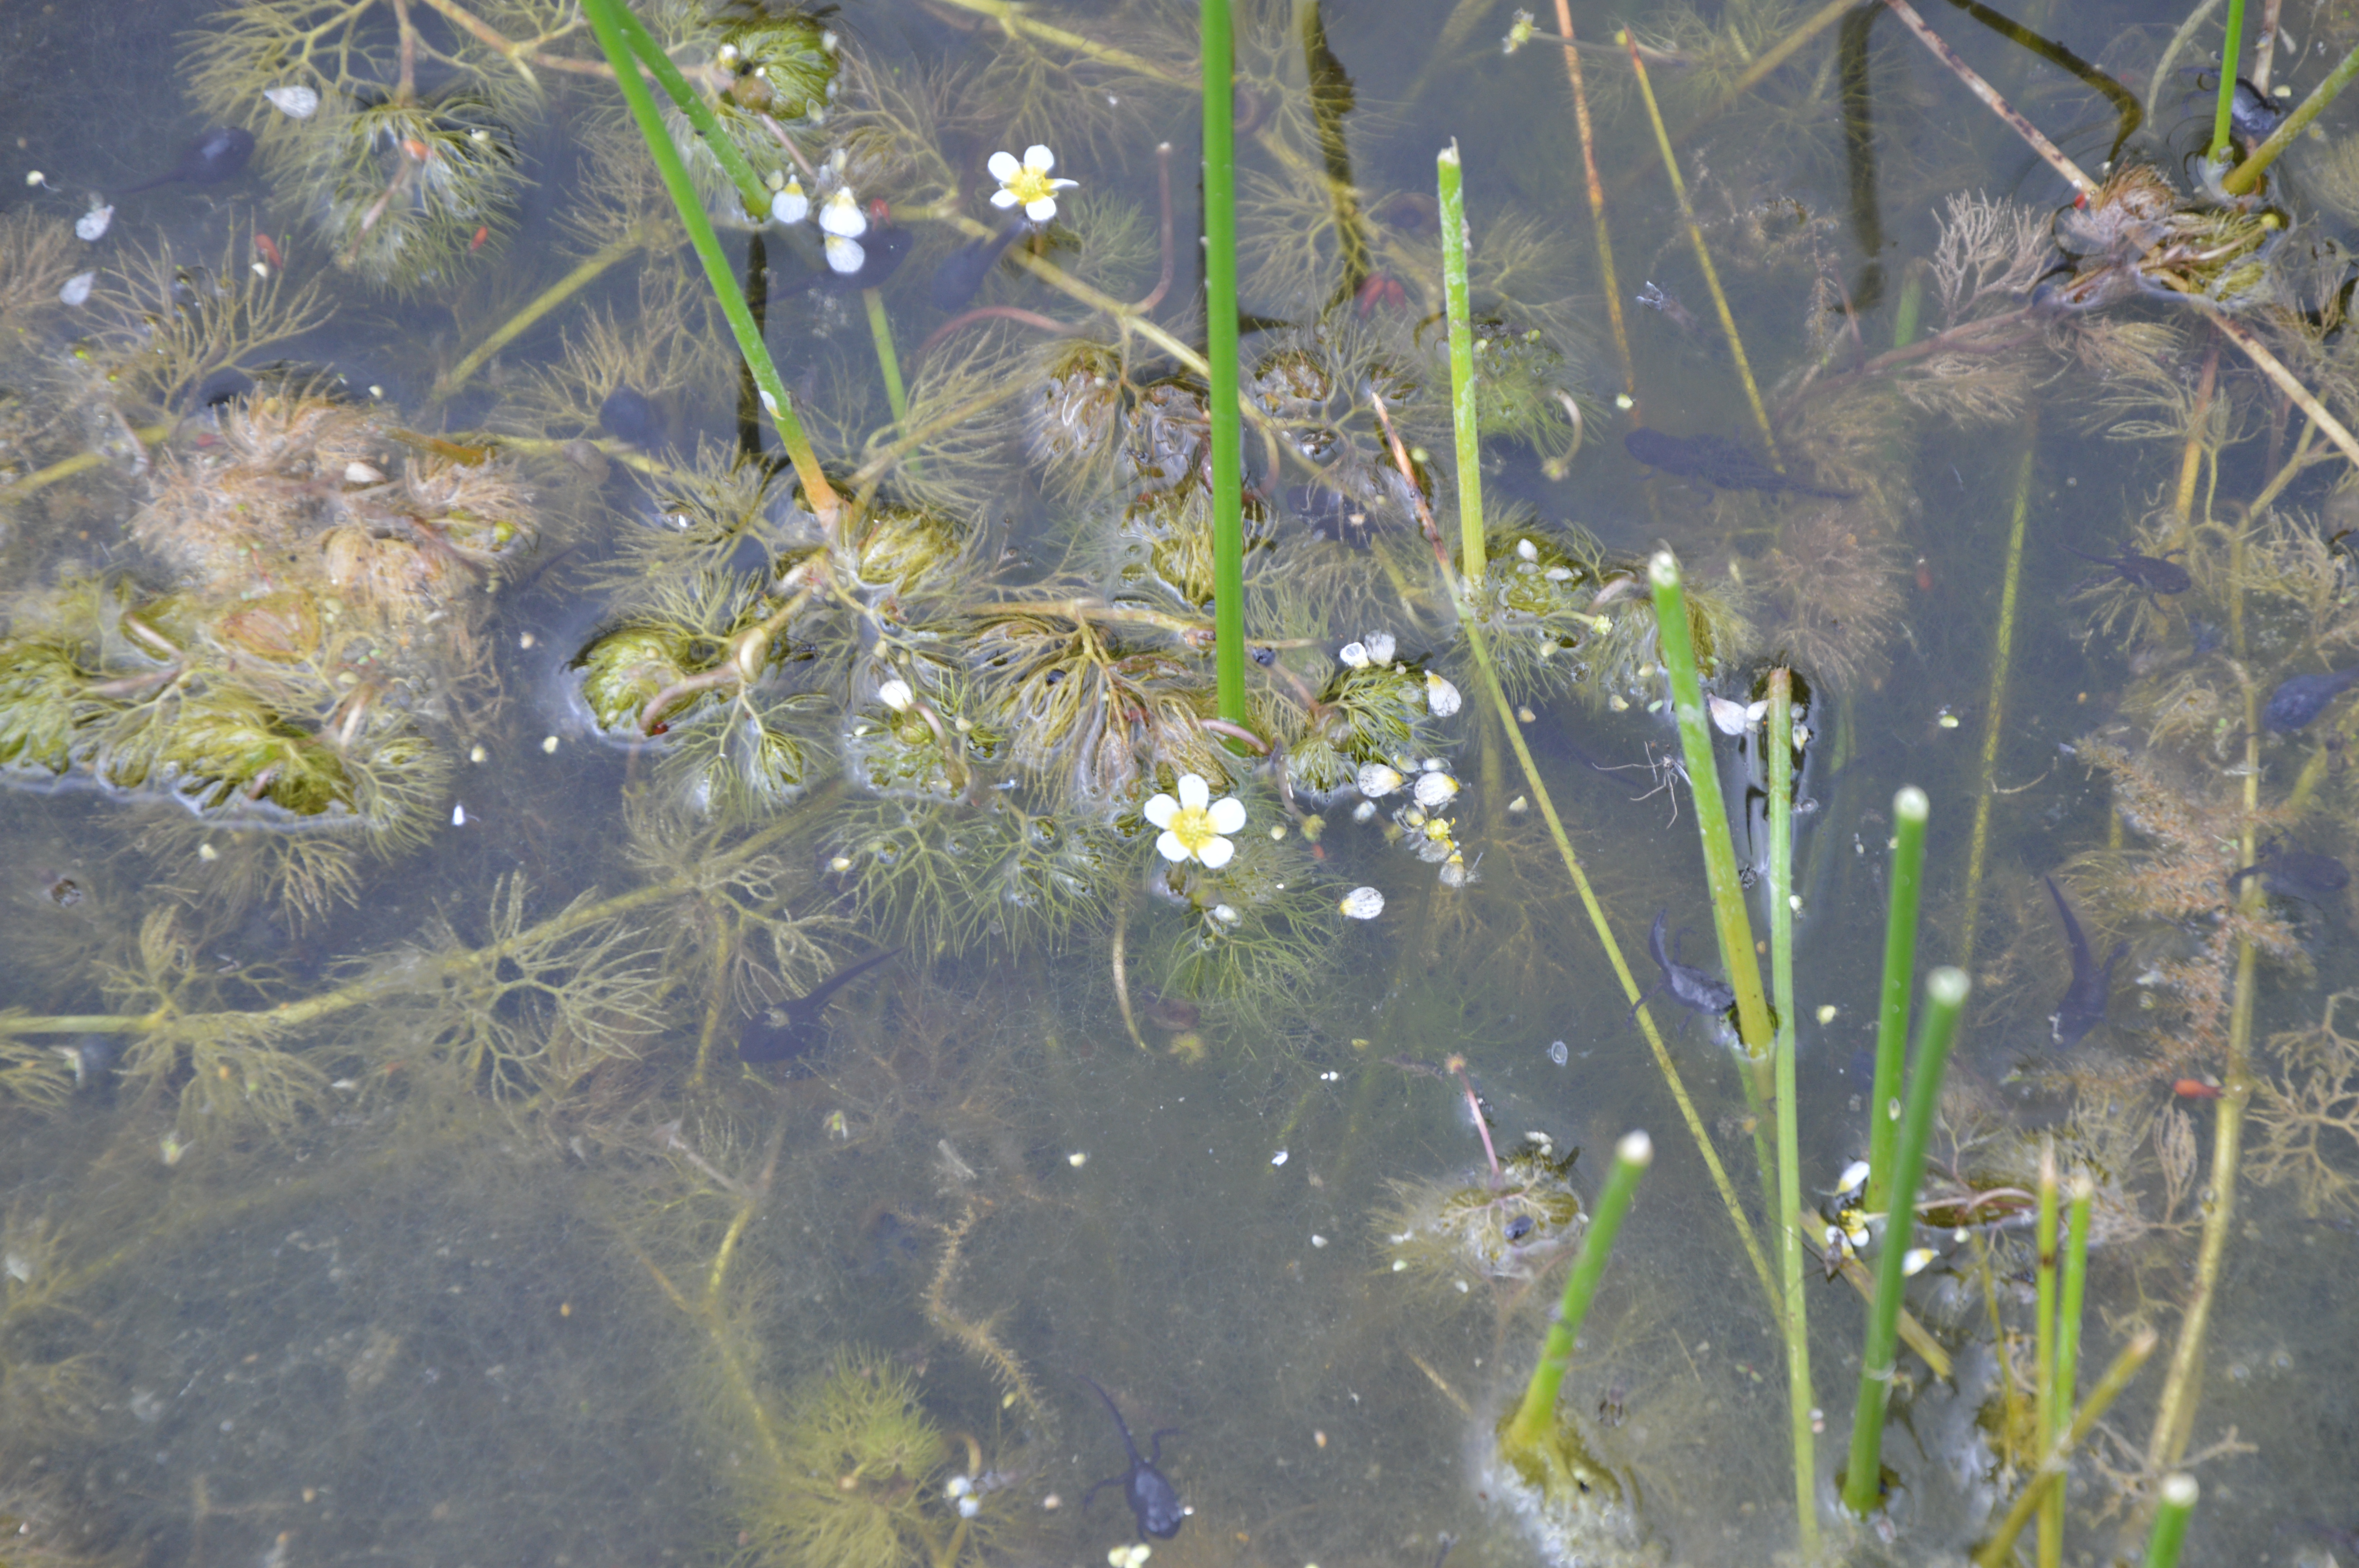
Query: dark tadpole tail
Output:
[[931, 219, 1027, 311], [800, 945, 902, 1011]]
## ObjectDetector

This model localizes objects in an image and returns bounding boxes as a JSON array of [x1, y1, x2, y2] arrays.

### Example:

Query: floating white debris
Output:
[[1350, 799, 1378, 823], [1548, 1039, 1569, 1064], [1338, 886, 1384, 920], [1425, 672, 1461, 717], [59, 271, 95, 307], [75, 203, 112, 241], [264, 85, 320, 118], [343, 460, 384, 485], [1412, 771, 1458, 809], [1271, 1149, 1289, 1166]]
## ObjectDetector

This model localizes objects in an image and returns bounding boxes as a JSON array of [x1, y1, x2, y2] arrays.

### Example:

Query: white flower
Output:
[[1412, 771, 1459, 809], [1363, 631, 1396, 663], [771, 175, 809, 225], [1143, 773, 1246, 868], [1356, 761, 1405, 798], [1425, 671, 1462, 717], [1338, 886, 1385, 920], [819, 187, 867, 238], [823, 232, 865, 275], [263, 85, 319, 119], [987, 144, 1078, 223], [1707, 694, 1770, 736], [877, 677, 913, 712]]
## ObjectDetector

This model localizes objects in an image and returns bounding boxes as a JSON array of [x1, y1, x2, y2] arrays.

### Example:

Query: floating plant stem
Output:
[[1498, 1130, 1652, 1459], [1959, 436, 2034, 969], [1203, 0, 1247, 731], [1437, 141, 1485, 587], [1766, 668, 1817, 1559], [1646, 552, 1774, 1062], [428, 230, 646, 405], [2222, 38, 2359, 192], [2144, 1475, 2198, 1568], [579, 0, 838, 521], [2210, 0, 2248, 163], [1880, 0, 2096, 197], [1547, 7, 1634, 403], [2057, 1170, 2094, 1446], [1865, 786, 1927, 1213], [1975, 1330, 2160, 1566], [1622, 33, 1779, 465], [1843, 965, 1968, 1517]]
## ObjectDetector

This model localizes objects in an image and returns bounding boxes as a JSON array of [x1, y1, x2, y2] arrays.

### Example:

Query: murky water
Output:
[[4, 1, 2358, 1564]]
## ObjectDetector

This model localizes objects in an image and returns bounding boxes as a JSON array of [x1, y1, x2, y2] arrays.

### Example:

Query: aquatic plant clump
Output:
[[1376, 1143, 1589, 1289]]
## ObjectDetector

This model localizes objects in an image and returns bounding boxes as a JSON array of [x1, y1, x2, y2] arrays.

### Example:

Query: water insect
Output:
[[1079, 1374, 1186, 1540], [738, 947, 901, 1064]]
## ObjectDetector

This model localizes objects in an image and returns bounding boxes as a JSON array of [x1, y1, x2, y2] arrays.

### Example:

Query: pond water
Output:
[[3, 1, 2358, 1565]]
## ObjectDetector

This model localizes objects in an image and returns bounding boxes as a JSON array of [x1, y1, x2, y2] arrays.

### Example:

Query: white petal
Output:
[[1023, 144, 1056, 172], [1176, 773, 1210, 811], [1143, 793, 1179, 828], [1049, 177, 1079, 192], [987, 150, 1021, 181], [1707, 694, 1750, 735], [59, 271, 94, 307], [75, 205, 113, 242], [989, 189, 1021, 209], [1156, 829, 1192, 863], [1023, 195, 1058, 223], [1339, 641, 1369, 668], [1425, 672, 1462, 717], [1207, 797, 1247, 834], [1413, 772, 1459, 809], [1356, 762, 1404, 798], [1197, 835, 1235, 869], [1364, 631, 1396, 663], [771, 181, 808, 225], [820, 191, 867, 237], [1339, 886, 1385, 919], [877, 678, 913, 711], [824, 234, 865, 274]]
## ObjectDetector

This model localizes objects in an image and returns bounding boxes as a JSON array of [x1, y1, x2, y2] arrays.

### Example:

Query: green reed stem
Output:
[[1646, 552, 1774, 1062], [1462, 626, 1779, 1318], [1844, 965, 1968, 1516], [2210, 0, 2248, 163], [2035, 1139, 2062, 1567], [579, 0, 839, 519], [864, 287, 911, 430], [2144, 1475, 2198, 1568], [1766, 669, 1817, 1558], [604, 2, 771, 216], [2057, 1171, 2092, 1442], [1438, 142, 1484, 588], [1976, 1330, 2159, 1567], [1866, 786, 1928, 1214], [1202, 0, 1247, 730], [1501, 1130, 1652, 1455], [2223, 39, 2359, 193]]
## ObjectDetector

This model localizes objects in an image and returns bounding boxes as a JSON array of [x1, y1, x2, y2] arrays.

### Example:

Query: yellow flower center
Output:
[[1167, 804, 1221, 855], [1003, 165, 1056, 207]]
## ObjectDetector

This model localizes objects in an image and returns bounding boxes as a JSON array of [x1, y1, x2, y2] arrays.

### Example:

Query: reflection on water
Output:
[[4, 0, 2359, 1563]]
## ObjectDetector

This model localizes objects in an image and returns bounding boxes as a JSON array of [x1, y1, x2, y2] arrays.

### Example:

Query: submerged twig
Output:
[[1882, 0, 2096, 198]]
